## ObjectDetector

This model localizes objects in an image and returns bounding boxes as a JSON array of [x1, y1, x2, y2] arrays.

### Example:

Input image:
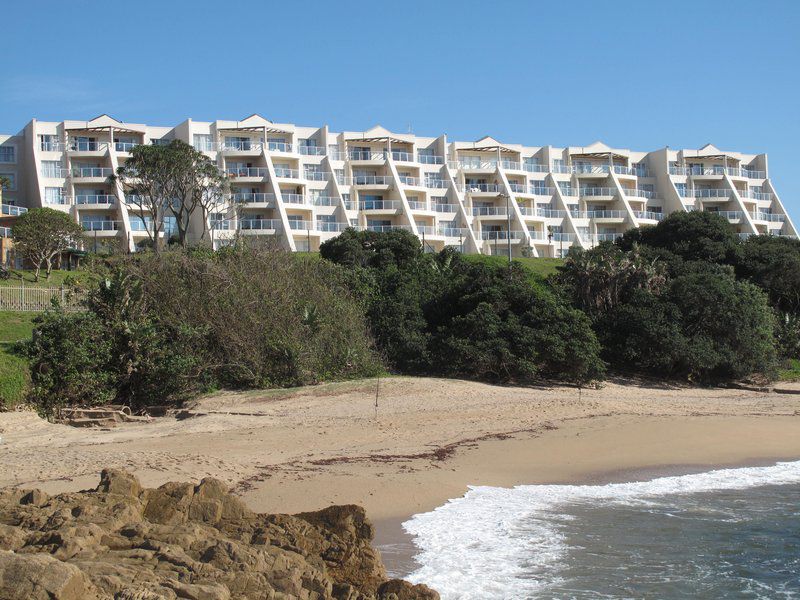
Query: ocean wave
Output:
[[402, 460, 800, 599]]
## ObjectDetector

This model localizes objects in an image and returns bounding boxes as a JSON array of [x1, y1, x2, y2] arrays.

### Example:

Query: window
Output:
[[634, 162, 648, 176], [45, 187, 65, 204], [151, 138, 171, 146], [193, 134, 213, 151], [318, 214, 336, 223], [0, 146, 15, 163], [40, 135, 59, 151], [675, 183, 687, 197], [299, 138, 316, 147], [0, 173, 15, 190], [225, 136, 251, 150], [41, 161, 62, 178]]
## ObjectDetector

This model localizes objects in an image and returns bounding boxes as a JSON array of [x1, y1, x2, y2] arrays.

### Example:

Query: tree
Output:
[[11, 208, 83, 281], [320, 228, 423, 269], [113, 140, 227, 251]]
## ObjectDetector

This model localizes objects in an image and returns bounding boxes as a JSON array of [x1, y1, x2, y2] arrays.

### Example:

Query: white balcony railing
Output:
[[753, 212, 785, 222], [311, 195, 339, 206], [76, 194, 115, 205], [480, 230, 525, 240], [268, 141, 294, 153], [352, 175, 392, 186], [1, 204, 27, 216], [472, 206, 507, 216], [586, 210, 626, 219], [408, 200, 428, 210], [364, 224, 412, 233], [624, 188, 656, 199], [72, 167, 113, 178], [425, 179, 449, 189], [222, 141, 263, 152], [417, 153, 445, 165], [360, 200, 401, 210], [304, 170, 328, 181], [315, 221, 350, 232], [281, 193, 307, 205], [391, 151, 414, 162], [274, 167, 300, 179], [69, 141, 105, 152], [434, 203, 459, 213], [634, 211, 664, 221], [574, 164, 611, 175], [693, 189, 730, 198], [579, 187, 616, 197], [82, 220, 119, 231], [40, 141, 65, 152], [439, 227, 468, 238], [298, 145, 326, 156], [240, 219, 281, 230], [462, 183, 502, 193], [287, 219, 315, 231], [349, 150, 386, 161], [232, 192, 274, 204], [399, 175, 421, 186], [226, 167, 268, 178]]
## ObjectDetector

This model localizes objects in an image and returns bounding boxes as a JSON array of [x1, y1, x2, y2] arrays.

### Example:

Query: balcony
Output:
[[40, 141, 65, 152], [552, 233, 576, 242], [416, 225, 439, 236], [360, 200, 401, 210], [72, 167, 113, 179], [613, 165, 650, 177], [480, 230, 525, 240], [316, 221, 350, 232], [82, 220, 120, 232], [693, 189, 731, 199], [0, 226, 10, 238], [287, 219, 315, 231], [267, 141, 294, 153], [624, 188, 656, 199], [710, 210, 744, 221], [741, 191, 773, 201], [585, 210, 627, 219], [114, 142, 140, 152], [472, 206, 507, 216], [558, 186, 578, 197], [211, 220, 233, 230], [669, 166, 690, 176], [311, 195, 339, 206], [274, 167, 300, 179], [41, 167, 69, 178], [391, 150, 414, 162], [408, 200, 428, 210], [574, 164, 611, 175], [129, 219, 154, 232], [281, 193, 308, 205], [76, 194, 115, 205], [753, 212, 785, 222], [579, 187, 616, 198], [193, 142, 218, 152], [425, 179, 449, 189], [688, 166, 726, 176], [69, 141, 106, 152], [458, 158, 498, 171], [221, 141, 264, 153], [634, 211, 664, 221], [551, 164, 572, 174], [523, 162, 549, 173], [298, 145, 326, 156], [304, 170, 328, 181], [351, 175, 392, 186], [349, 150, 386, 161], [433, 203, 459, 213], [462, 183, 502, 194], [585, 233, 623, 243], [537, 209, 566, 218], [417, 153, 445, 165], [398, 175, 421, 187], [232, 192, 275, 204], [439, 227, 468, 238], [226, 167, 268, 179], [1, 204, 26, 216], [529, 186, 555, 196], [499, 160, 523, 171], [240, 219, 281, 231], [364, 224, 412, 233]]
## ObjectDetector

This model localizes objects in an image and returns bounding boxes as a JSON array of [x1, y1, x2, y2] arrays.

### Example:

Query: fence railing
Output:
[[0, 286, 86, 312]]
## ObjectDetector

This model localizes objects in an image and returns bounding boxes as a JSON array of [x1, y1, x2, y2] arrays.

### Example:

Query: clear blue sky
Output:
[[3, 0, 799, 214]]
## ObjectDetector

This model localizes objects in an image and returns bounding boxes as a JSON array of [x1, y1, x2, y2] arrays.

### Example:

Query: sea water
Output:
[[402, 461, 800, 599]]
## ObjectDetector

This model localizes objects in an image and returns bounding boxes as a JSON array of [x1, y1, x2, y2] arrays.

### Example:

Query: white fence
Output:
[[0, 286, 86, 312]]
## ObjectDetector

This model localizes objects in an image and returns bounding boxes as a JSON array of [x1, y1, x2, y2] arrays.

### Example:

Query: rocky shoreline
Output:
[[0, 469, 437, 600]]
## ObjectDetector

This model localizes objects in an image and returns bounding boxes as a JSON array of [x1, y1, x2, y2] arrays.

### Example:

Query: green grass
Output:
[[778, 358, 800, 382], [461, 255, 563, 280], [0, 311, 37, 409], [0, 269, 94, 288]]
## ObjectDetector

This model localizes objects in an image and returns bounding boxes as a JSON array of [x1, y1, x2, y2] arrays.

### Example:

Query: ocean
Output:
[[400, 461, 800, 599]]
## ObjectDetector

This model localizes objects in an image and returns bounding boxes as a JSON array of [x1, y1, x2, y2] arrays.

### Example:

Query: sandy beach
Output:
[[2, 376, 799, 520]]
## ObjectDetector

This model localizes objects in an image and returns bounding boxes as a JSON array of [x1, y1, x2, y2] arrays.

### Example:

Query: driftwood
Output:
[[57, 405, 151, 428]]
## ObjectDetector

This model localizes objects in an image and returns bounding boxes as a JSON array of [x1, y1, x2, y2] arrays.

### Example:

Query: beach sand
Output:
[[1, 376, 799, 574]]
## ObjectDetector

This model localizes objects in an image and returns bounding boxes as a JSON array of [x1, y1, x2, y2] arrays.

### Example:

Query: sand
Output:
[[2, 376, 799, 522]]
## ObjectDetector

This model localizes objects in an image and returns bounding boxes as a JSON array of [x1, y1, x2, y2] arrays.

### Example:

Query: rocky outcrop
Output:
[[0, 470, 438, 600]]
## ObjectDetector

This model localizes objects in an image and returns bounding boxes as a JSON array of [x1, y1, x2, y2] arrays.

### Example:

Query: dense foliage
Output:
[[23, 246, 381, 415], [559, 212, 781, 381], [321, 229, 604, 384], [11, 208, 83, 281]]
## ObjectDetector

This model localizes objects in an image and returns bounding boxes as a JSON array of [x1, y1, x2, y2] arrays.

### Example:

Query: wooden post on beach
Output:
[[374, 376, 380, 420]]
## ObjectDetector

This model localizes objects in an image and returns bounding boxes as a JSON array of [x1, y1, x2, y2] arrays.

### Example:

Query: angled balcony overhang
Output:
[[569, 141, 630, 161], [65, 114, 146, 134], [570, 151, 629, 160], [345, 125, 414, 144], [460, 136, 516, 154]]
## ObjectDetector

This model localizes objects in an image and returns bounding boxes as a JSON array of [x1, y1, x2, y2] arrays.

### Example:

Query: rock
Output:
[[0, 550, 102, 599], [0, 471, 437, 600], [377, 579, 440, 600]]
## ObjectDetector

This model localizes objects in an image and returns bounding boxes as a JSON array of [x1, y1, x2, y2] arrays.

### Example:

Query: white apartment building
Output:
[[0, 113, 796, 257]]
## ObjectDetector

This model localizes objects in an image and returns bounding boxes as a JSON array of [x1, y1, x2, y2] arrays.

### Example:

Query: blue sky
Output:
[[3, 0, 799, 213]]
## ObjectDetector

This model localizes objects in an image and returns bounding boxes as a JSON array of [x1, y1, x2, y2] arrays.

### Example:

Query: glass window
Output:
[[44, 187, 65, 204], [40, 135, 58, 151], [151, 138, 171, 146], [41, 161, 62, 178], [0, 146, 15, 163], [0, 173, 15, 190], [193, 134, 213, 151]]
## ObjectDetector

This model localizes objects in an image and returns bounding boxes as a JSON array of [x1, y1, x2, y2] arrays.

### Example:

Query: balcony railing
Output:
[[417, 225, 438, 236], [391, 151, 414, 162], [364, 225, 412, 233], [399, 175, 421, 186], [579, 187, 616, 197], [753, 212, 785, 222], [281, 193, 307, 205], [574, 164, 611, 175], [240, 219, 281, 230], [669, 166, 690, 176], [129, 220, 154, 231], [352, 175, 392, 186], [558, 186, 578, 197], [709, 210, 743, 220], [462, 183, 502, 193], [69, 141, 105, 152], [76, 194, 115, 205], [72, 167, 113, 178], [688, 166, 726, 176], [360, 200, 401, 210], [408, 200, 428, 210], [480, 230, 525, 240], [226, 167, 268, 178], [529, 186, 555, 196], [500, 160, 523, 171], [551, 164, 572, 174], [458, 158, 499, 170], [1, 204, 27, 216], [741, 191, 774, 201], [274, 167, 300, 179], [82, 220, 119, 231], [586, 210, 626, 219], [232, 192, 274, 204], [439, 227, 468, 238], [311, 195, 339, 206], [298, 145, 326, 156], [41, 167, 69, 178], [327, 149, 347, 161], [40, 141, 65, 152], [613, 165, 650, 177], [304, 170, 328, 181], [418, 153, 445, 165], [585, 233, 623, 243], [472, 206, 507, 216], [287, 219, 315, 231], [425, 179, 449, 189], [222, 141, 263, 152], [634, 211, 664, 221], [268, 142, 293, 153], [349, 150, 386, 161], [537, 209, 566, 218], [624, 188, 656, 199], [114, 142, 140, 152], [434, 203, 459, 213], [744, 169, 766, 179], [523, 162, 549, 173], [552, 233, 576, 242], [316, 221, 350, 232], [193, 142, 218, 152], [693, 189, 730, 198]]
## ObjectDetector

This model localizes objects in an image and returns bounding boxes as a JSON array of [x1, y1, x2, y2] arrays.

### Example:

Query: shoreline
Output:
[[373, 456, 800, 577], [1, 377, 799, 579]]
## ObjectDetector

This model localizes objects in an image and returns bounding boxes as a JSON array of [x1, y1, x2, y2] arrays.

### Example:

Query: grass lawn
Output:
[[778, 358, 800, 382], [0, 311, 37, 408], [0, 269, 94, 288], [461, 254, 563, 280]]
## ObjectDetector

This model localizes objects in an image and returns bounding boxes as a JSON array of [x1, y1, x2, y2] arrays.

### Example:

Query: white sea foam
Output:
[[402, 460, 800, 599]]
